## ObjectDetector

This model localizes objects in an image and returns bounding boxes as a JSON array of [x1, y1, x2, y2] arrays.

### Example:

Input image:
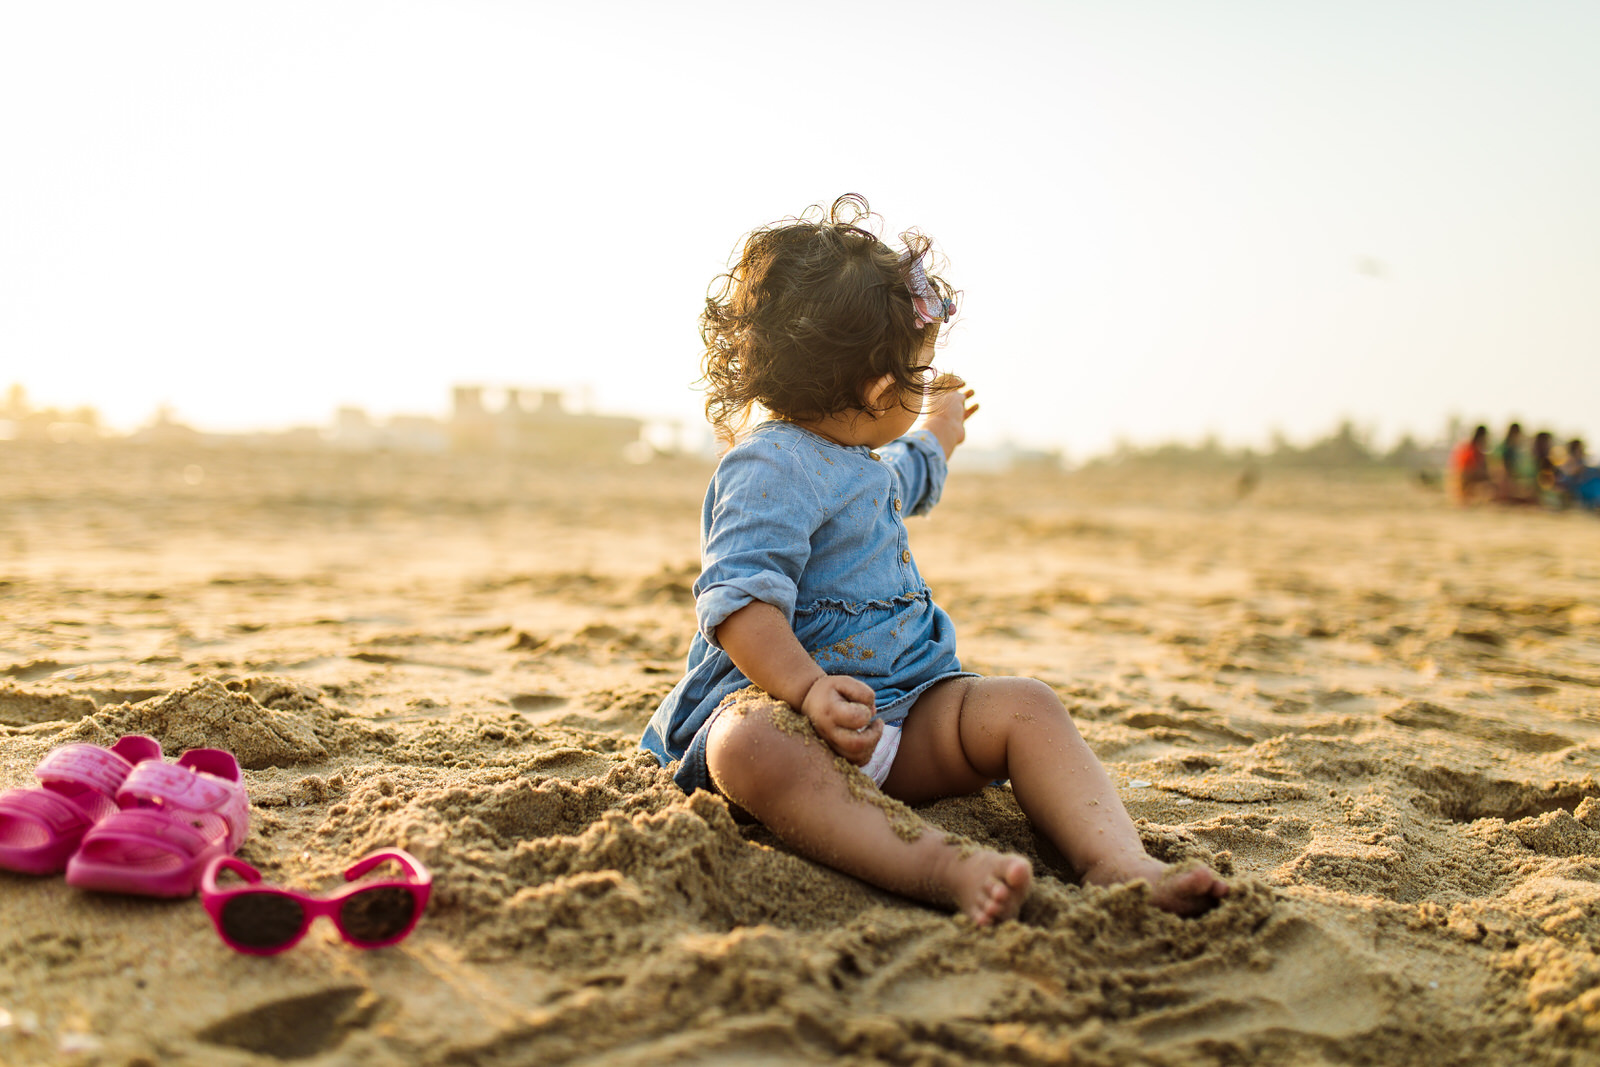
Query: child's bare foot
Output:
[[1148, 863, 1229, 916], [934, 845, 1033, 926], [1083, 856, 1228, 917]]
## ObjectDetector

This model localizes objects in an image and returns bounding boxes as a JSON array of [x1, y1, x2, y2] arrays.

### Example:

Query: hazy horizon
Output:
[[4, 1, 1597, 459], [4, 376, 1540, 464]]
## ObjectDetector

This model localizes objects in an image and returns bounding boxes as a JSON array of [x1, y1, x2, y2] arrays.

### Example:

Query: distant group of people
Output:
[[1449, 422, 1599, 510]]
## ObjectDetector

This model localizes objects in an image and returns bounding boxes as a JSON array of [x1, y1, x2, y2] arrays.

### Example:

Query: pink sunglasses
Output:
[[200, 849, 432, 955]]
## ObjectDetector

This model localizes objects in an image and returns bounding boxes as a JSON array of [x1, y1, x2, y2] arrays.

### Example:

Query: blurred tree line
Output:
[[1089, 420, 1437, 471]]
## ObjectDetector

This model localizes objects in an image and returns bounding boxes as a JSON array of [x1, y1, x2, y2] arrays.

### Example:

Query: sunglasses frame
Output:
[[200, 848, 432, 956]]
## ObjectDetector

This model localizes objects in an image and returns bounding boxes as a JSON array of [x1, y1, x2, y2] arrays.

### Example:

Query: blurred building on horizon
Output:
[[444, 386, 645, 459], [0, 382, 666, 462], [1, 384, 103, 443]]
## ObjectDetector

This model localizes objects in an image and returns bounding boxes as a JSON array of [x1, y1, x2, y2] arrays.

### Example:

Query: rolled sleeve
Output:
[[880, 429, 949, 516], [693, 440, 824, 648], [696, 575, 798, 646]]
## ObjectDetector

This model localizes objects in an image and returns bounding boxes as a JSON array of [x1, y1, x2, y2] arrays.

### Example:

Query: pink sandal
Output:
[[0, 736, 164, 876], [65, 748, 250, 898]]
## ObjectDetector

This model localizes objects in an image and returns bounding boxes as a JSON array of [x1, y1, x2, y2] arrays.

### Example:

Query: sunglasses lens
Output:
[[338, 887, 418, 945], [219, 892, 306, 950]]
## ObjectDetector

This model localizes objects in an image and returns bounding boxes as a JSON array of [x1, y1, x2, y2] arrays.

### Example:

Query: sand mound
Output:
[[60, 677, 350, 769]]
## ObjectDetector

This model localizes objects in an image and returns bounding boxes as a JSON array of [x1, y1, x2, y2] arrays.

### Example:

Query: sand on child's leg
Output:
[[887, 676, 1228, 917], [707, 689, 1032, 926]]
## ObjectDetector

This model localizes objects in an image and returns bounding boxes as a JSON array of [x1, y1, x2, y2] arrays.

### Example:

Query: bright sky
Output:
[[4, 0, 1597, 459]]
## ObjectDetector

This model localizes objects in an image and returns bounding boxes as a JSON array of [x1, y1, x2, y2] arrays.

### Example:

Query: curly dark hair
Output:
[[699, 193, 957, 444]]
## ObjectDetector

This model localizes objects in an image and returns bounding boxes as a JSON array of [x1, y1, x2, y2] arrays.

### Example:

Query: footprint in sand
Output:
[[511, 692, 568, 712], [1, 659, 77, 684], [350, 651, 491, 675], [1133, 915, 1393, 1047], [1122, 710, 1258, 745], [1402, 764, 1598, 823], [196, 987, 385, 1060], [1384, 700, 1574, 754], [0, 685, 96, 726]]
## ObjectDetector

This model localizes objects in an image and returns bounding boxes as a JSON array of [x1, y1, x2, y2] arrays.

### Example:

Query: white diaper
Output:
[[860, 723, 904, 787]]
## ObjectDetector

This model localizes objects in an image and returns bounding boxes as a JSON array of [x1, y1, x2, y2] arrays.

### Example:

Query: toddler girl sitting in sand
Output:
[[642, 195, 1228, 925]]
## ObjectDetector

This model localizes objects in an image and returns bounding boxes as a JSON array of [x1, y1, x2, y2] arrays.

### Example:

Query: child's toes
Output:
[[981, 856, 1032, 925], [1191, 867, 1229, 901], [1000, 855, 1032, 898], [1153, 865, 1228, 916], [958, 852, 1032, 927]]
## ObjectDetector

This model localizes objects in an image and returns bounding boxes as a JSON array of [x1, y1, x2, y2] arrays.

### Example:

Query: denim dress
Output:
[[642, 420, 973, 793]]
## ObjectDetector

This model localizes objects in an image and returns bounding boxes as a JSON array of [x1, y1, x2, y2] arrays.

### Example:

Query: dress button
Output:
[[893, 498, 901, 511], [900, 550, 910, 563], [869, 451, 880, 461]]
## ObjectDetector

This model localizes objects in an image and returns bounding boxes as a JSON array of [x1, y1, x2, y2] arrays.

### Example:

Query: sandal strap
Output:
[[35, 744, 137, 797], [0, 787, 94, 835], [85, 808, 212, 854], [119, 762, 249, 851]]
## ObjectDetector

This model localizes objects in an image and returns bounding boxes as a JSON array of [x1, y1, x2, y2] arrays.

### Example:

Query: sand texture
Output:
[[3, 443, 1599, 1066]]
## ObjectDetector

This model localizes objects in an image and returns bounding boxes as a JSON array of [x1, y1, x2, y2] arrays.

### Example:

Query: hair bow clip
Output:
[[900, 250, 955, 327]]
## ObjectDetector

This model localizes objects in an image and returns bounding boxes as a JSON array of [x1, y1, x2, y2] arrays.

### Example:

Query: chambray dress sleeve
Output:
[[695, 439, 826, 649], [879, 428, 949, 516]]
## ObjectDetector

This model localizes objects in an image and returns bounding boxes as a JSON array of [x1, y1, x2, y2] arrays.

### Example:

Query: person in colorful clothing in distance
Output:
[[1531, 432, 1565, 509], [1491, 422, 1538, 504], [1559, 439, 1600, 511], [1447, 425, 1491, 505]]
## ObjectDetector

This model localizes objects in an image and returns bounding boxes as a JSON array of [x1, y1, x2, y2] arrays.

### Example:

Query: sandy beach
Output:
[[3, 441, 1599, 1066]]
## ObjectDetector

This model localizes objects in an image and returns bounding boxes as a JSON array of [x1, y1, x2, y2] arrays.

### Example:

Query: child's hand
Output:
[[801, 674, 882, 765], [921, 374, 978, 458]]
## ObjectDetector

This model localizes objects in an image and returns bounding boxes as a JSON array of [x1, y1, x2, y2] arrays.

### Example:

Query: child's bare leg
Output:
[[705, 694, 1032, 926], [884, 677, 1228, 916]]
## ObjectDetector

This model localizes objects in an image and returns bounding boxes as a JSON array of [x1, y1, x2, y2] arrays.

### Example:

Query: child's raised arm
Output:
[[715, 602, 883, 766], [920, 374, 979, 459]]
